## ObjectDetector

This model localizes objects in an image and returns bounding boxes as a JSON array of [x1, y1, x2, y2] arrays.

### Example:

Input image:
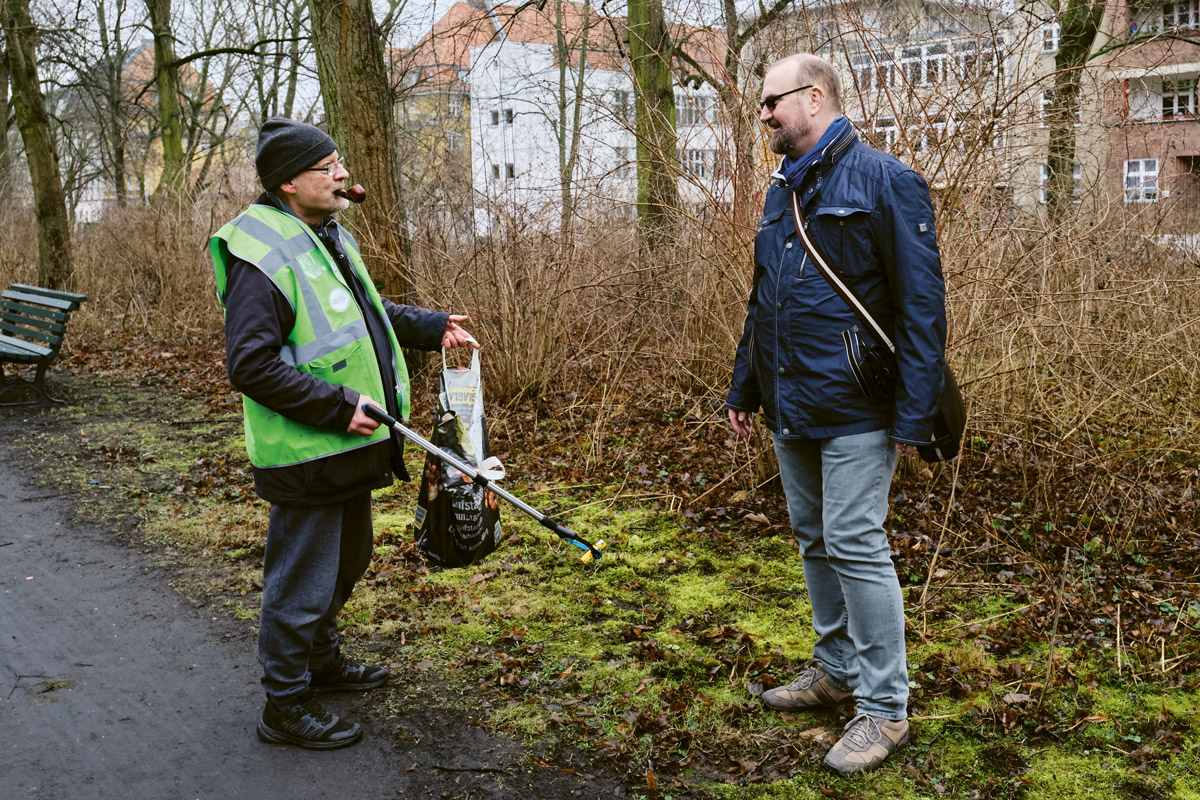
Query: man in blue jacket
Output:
[[727, 54, 947, 774]]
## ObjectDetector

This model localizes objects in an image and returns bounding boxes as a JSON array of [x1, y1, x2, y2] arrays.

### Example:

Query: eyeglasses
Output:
[[761, 84, 814, 111], [307, 156, 347, 175]]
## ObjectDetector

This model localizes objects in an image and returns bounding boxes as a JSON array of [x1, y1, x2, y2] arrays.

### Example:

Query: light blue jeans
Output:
[[773, 429, 907, 720]]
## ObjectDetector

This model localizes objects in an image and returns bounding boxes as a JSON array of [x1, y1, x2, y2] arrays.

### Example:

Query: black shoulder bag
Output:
[[789, 192, 965, 463]]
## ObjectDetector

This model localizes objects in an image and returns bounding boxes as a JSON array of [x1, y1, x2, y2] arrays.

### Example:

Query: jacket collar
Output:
[[771, 122, 858, 188]]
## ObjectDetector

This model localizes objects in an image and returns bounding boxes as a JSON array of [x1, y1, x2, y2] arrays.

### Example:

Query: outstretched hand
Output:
[[443, 314, 480, 350]]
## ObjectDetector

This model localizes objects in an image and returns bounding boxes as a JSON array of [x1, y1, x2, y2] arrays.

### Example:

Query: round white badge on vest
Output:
[[329, 287, 351, 312]]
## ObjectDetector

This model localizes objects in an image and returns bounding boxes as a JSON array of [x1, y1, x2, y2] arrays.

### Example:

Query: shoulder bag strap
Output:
[[789, 192, 895, 354]]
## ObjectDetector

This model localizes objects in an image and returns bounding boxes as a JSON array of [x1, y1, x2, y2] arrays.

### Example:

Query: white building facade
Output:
[[469, 37, 727, 235]]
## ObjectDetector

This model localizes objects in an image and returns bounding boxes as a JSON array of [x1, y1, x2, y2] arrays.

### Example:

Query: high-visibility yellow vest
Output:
[[210, 204, 411, 468]]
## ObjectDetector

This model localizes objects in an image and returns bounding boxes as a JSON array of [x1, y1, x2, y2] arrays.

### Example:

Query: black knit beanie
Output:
[[255, 117, 338, 190]]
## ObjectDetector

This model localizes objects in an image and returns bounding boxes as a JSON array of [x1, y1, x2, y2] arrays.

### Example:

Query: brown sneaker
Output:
[[823, 713, 909, 774], [760, 663, 853, 710]]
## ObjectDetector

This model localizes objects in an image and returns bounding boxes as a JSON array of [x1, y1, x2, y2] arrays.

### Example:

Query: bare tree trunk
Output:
[[555, 0, 590, 253], [2, 0, 72, 289], [628, 0, 679, 266], [308, 0, 414, 304], [282, 11, 302, 120], [1047, 0, 1104, 223], [0, 44, 10, 180], [146, 0, 187, 202], [721, 0, 757, 237]]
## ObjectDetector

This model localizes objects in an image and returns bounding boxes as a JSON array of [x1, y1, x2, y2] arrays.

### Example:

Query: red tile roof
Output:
[[398, 1, 726, 86]]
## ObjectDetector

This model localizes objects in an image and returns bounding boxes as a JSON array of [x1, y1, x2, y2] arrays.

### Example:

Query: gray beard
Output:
[[768, 120, 812, 156]]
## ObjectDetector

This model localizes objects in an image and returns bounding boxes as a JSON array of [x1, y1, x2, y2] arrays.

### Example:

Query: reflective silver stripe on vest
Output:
[[234, 215, 317, 277], [335, 226, 402, 388], [278, 318, 371, 366], [235, 213, 335, 341]]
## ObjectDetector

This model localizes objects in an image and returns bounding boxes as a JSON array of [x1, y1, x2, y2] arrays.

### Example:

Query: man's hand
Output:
[[894, 442, 917, 457], [348, 396, 383, 435], [443, 314, 480, 350], [728, 408, 753, 438]]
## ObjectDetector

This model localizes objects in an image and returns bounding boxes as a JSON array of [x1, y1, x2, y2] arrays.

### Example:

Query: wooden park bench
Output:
[[0, 283, 88, 406]]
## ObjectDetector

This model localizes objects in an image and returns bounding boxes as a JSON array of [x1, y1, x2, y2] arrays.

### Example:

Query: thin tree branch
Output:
[[168, 36, 306, 69]]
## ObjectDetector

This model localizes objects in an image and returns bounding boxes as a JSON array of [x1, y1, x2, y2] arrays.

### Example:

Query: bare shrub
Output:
[[407, 202, 642, 401], [67, 193, 239, 344]]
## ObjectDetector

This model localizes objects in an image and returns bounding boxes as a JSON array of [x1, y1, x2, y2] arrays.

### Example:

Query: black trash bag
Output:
[[414, 350, 502, 567]]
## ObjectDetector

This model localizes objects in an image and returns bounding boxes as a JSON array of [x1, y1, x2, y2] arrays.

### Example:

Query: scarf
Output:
[[777, 116, 849, 190]]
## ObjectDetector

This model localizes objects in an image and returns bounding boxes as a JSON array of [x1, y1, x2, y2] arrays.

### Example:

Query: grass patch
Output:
[[10, 368, 1200, 797]]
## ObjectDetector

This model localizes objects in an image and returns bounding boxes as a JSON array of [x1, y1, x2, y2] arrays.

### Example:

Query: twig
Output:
[[1039, 547, 1071, 708], [1117, 604, 1122, 675], [430, 764, 513, 774], [919, 454, 963, 635], [942, 600, 1044, 633]]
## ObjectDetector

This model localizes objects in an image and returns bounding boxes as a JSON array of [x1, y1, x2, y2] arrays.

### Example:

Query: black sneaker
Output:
[[310, 651, 389, 693], [257, 694, 363, 750]]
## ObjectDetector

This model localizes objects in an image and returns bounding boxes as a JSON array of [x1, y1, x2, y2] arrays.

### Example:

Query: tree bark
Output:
[[0, 44, 10, 180], [555, 0, 590, 252], [627, 0, 680, 266], [2, 0, 72, 289], [308, 0, 414, 304], [1046, 0, 1104, 222], [146, 0, 187, 202]]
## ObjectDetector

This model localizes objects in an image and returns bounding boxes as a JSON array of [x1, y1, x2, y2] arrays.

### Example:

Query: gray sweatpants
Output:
[[257, 492, 373, 703]]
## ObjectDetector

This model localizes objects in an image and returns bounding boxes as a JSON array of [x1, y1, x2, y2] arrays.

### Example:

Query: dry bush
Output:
[[406, 205, 644, 401], [69, 197, 236, 345]]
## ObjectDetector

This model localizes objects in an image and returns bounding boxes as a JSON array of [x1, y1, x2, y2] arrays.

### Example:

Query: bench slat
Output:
[[0, 323, 59, 346], [9, 284, 87, 306], [0, 308, 67, 335], [0, 298, 70, 323], [1, 289, 79, 312], [0, 343, 41, 362], [0, 333, 51, 358]]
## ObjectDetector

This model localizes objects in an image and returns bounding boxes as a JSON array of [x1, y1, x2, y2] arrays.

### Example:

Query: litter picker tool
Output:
[[362, 403, 606, 563]]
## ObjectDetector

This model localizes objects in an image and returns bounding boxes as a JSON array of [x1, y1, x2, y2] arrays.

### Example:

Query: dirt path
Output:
[[0, 410, 629, 800]]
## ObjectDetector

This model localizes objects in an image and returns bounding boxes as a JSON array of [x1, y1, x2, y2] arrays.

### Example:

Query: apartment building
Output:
[[1102, 0, 1200, 228], [400, 0, 727, 234]]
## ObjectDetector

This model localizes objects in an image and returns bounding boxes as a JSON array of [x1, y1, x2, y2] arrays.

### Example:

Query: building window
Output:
[[871, 118, 898, 151], [505, 108, 514, 124], [446, 130, 463, 150], [1164, 1, 1200, 29], [1038, 162, 1082, 203], [505, 163, 515, 179], [954, 38, 1001, 83], [900, 43, 947, 86], [613, 90, 632, 122], [1041, 22, 1060, 54], [615, 146, 633, 179], [1124, 158, 1159, 203], [447, 93, 464, 117], [1162, 78, 1197, 119], [491, 110, 500, 126], [676, 93, 713, 127], [1040, 88, 1081, 127], [851, 52, 895, 91], [683, 148, 707, 177], [1135, 1, 1199, 32], [907, 117, 947, 152], [491, 164, 500, 180]]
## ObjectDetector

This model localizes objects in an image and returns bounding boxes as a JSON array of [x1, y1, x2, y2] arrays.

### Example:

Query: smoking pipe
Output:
[[335, 184, 366, 203]]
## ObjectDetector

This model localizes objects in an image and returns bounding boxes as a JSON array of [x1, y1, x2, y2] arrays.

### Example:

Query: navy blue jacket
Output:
[[726, 126, 947, 446]]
